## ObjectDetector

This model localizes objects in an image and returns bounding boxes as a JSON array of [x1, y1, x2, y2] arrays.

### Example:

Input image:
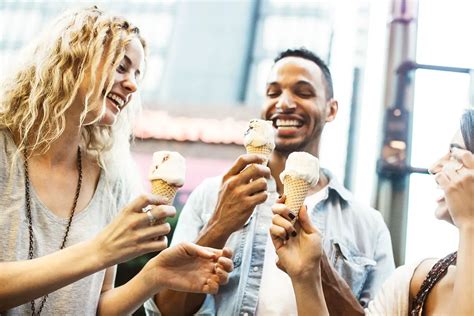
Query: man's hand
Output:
[[150, 243, 233, 294], [208, 154, 270, 240]]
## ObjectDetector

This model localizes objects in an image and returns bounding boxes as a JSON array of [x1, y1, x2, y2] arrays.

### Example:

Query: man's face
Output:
[[261, 56, 337, 154]]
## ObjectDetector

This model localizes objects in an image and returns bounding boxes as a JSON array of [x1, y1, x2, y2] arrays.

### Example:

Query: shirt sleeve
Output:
[[169, 180, 210, 246], [359, 214, 396, 306]]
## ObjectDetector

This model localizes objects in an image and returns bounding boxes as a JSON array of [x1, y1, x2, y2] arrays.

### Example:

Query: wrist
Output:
[[291, 267, 322, 286], [142, 259, 165, 295], [86, 238, 111, 270], [459, 222, 474, 236], [197, 216, 232, 248]]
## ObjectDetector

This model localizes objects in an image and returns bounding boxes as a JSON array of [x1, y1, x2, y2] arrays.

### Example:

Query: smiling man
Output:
[[147, 48, 395, 316]]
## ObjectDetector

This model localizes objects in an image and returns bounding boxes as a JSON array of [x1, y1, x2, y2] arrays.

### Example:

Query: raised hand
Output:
[[95, 194, 177, 266], [149, 243, 233, 294], [435, 148, 474, 229], [270, 197, 323, 281], [210, 154, 270, 239]]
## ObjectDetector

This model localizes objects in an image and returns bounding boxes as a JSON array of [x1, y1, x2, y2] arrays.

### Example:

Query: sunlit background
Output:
[[1, 1, 473, 313]]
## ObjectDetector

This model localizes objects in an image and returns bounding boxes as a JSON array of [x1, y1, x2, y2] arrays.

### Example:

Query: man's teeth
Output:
[[275, 119, 302, 128], [107, 93, 125, 108]]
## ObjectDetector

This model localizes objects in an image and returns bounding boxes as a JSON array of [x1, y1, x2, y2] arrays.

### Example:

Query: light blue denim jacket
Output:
[[145, 169, 395, 315]]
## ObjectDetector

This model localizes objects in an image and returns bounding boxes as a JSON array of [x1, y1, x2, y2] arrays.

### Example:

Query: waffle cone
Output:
[[245, 144, 273, 165], [283, 176, 311, 218], [151, 179, 179, 205]]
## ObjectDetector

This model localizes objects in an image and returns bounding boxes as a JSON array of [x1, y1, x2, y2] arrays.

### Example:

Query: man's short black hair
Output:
[[274, 48, 333, 100]]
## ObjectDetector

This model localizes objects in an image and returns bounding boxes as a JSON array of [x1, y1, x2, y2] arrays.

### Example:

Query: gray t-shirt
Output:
[[0, 130, 132, 315]]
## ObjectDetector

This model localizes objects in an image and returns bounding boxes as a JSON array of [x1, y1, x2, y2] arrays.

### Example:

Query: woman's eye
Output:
[[117, 64, 126, 73]]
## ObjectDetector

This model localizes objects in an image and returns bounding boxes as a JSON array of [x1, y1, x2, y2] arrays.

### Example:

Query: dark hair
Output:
[[460, 109, 474, 153], [274, 48, 333, 100]]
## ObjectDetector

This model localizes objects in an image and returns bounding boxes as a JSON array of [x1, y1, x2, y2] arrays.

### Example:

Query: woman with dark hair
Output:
[[270, 109, 474, 315]]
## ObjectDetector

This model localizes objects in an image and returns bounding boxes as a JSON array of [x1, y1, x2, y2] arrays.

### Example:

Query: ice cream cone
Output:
[[280, 152, 320, 223], [244, 119, 275, 165], [151, 179, 178, 205], [283, 175, 311, 218], [149, 151, 185, 205], [245, 144, 273, 165]]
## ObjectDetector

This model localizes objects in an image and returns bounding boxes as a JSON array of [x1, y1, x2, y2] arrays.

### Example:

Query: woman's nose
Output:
[[428, 153, 449, 175], [122, 76, 138, 93]]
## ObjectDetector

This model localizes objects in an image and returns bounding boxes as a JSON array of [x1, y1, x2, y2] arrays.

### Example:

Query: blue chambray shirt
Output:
[[145, 169, 395, 316]]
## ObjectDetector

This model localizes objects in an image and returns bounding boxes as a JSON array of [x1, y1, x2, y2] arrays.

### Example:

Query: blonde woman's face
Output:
[[83, 37, 145, 126], [100, 37, 145, 125]]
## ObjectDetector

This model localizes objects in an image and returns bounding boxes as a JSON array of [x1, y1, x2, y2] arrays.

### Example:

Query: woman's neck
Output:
[[14, 117, 82, 168]]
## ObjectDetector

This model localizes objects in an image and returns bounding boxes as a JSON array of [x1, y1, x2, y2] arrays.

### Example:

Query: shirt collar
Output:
[[321, 168, 353, 203]]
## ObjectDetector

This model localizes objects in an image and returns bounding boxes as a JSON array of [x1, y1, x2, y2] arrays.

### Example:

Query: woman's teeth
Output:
[[107, 93, 125, 108]]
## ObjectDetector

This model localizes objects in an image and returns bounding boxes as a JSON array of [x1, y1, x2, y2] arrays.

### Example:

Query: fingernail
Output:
[[288, 213, 296, 220], [291, 231, 297, 237]]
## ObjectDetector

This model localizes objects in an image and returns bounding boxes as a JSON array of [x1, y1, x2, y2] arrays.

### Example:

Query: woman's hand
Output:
[[95, 194, 177, 266], [436, 148, 474, 229], [148, 243, 233, 294], [270, 196, 323, 281]]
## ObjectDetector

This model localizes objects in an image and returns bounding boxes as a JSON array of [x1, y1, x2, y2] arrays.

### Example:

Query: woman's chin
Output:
[[98, 112, 118, 126], [434, 206, 454, 225]]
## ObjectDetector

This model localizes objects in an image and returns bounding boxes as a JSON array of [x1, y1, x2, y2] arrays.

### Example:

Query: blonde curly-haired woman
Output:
[[0, 7, 232, 315]]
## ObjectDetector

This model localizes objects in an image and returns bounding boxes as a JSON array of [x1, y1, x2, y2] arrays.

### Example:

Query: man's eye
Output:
[[267, 91, 280, 98], [297, 91, 313, 98]]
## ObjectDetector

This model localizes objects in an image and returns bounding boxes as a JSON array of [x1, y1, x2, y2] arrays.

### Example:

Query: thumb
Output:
[[298, 205, 317, 234], [182, 242, 217, 260]]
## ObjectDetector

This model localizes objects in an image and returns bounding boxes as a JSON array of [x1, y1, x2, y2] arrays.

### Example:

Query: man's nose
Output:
[[276, 92, 296, 111]]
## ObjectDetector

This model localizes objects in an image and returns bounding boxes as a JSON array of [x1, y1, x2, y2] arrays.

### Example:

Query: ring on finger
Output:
[[143, 206, 156, 226]]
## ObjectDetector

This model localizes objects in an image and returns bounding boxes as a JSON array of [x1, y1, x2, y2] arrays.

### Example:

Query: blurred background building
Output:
[[1, 0, 473, 314]]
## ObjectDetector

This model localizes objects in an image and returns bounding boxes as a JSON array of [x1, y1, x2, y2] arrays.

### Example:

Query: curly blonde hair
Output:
[[0, 6, 147, 166]]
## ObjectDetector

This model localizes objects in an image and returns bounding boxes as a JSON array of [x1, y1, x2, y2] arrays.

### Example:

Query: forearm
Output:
[[292, 274, 329, 316], [449, 224, 474, 315], [154, 222, 227, 316], [320, 252, 365, 316], [98, 265, 159, 315], [0, 239, 106, 311]]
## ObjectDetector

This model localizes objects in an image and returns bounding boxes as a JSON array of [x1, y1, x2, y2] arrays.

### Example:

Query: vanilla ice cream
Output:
[[149, 151, 186, 187], [244, 119, 275, 149], [279, 152, 319, 186]]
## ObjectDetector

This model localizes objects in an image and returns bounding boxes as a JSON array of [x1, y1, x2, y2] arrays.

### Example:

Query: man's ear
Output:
[[325, 98, 338, 122]]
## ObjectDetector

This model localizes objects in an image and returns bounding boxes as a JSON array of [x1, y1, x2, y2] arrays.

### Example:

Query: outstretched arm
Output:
[[0, 194, 173, 311], [97, 243, 233, 315]]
